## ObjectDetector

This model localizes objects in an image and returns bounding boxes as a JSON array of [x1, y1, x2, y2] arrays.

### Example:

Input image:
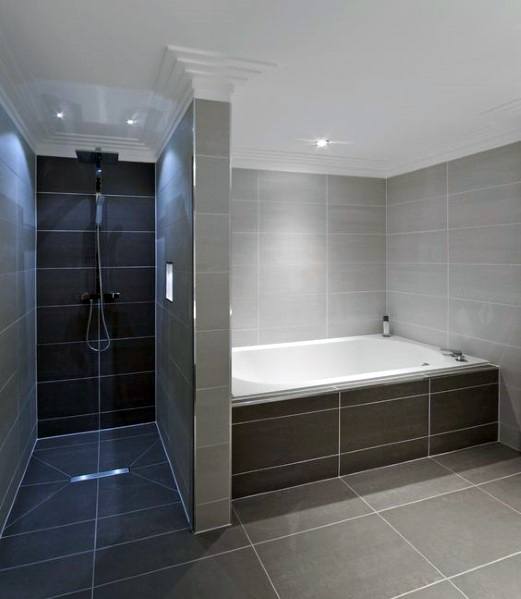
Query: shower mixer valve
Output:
[[80, 291, 120, 303]]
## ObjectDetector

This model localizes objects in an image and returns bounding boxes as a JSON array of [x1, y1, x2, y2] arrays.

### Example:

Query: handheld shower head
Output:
[[95, 194, 105, 227]]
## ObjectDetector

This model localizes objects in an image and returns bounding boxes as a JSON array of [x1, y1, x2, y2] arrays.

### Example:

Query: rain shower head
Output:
[[75, 149, 119, 164]]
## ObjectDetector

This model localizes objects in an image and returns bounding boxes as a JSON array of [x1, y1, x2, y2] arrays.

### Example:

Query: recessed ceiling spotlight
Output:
[[315, 138, 330, 148], [126, 118, 136, 125], [56, 111, 64, 119]]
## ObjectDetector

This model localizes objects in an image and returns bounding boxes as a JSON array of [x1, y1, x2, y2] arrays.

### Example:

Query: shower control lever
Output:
[[440, 348, 466, 361], [80, 291, 120, 303]]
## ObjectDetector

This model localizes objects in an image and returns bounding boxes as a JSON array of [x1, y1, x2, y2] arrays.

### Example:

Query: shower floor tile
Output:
[[3, 435, 521, 598]]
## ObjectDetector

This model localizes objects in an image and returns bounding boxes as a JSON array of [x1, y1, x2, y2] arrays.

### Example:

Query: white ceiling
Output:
[[1, 0, 520, 175]]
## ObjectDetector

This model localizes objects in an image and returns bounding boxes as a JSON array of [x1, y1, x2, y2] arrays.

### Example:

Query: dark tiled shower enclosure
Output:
[[36, 157, 155, 436]]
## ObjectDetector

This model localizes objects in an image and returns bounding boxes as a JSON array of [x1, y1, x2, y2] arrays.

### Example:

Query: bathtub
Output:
[[232, 334, 489, 398]]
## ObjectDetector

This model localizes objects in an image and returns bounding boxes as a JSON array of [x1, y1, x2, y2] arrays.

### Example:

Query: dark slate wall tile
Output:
[[232, 456, 338, 499], [100, 337, 155, 376], [37, 193, 95, 231], [341, 379, 428, 407], [340, 395, 429, 453], [103, 267, 155, 302], [101, 161, 155, 196], [104, 302, 155, 339], [38, 378, 98, 419], [37, 305, 94, 344], [232, 409, 339, 473], [100, 407, 155, 429], [233, 392, 338, 423], [37, 268, 95, 306], [340, 438, 428, 475], [431, 384, 498, 434], [37, 156, 95, 193], [105, 196, 155, 230], [430, 367, 499, 393], [430, 423, 498, 455], [38, 414, 100, 438], [100, 232, 155, 267], [37, 342, 98, 382], [100, 372, 154, 412], [37, 231, 95, 268]]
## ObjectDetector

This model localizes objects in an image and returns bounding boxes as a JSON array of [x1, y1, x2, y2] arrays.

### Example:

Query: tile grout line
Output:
[[3, 482, 69, 532], [130, 469, 178, 493], [231, 504, 282, 599], [127, 438, 160, 468], [339, 476, 471, 599]]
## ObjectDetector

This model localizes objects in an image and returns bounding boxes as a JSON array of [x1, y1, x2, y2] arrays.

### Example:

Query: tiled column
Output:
[[193, 98, 231, 531]]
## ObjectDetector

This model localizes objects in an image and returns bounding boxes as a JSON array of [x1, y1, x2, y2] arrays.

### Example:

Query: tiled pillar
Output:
[[193, 98, 231, 531]]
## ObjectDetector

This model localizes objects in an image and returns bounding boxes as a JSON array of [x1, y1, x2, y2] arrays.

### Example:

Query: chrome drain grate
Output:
[[70, 467, 129, 483]]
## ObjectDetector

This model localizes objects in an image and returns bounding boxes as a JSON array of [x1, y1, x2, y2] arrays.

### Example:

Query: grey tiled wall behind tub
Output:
[[0, 103, 37, 529], [36, 156, 155, 436], [387, 141, 521, 450], [232, 367, 498, 498], [231, 169, 386, 346]]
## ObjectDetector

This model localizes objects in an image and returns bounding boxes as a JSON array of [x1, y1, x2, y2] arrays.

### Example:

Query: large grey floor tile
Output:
[[383, 487, 521, 576], [233, 478, 370, 543], [94, 514, 249, 585], [93, 547, 278, 599], [97, 472, 179, 517], [132, 462, 175, 489], [0, 552, 93, 599], [21, 455, 69, 485], [453, 552, 521, 598], [256, 513, 441, 599], [97, 502, 188, 547], [480, 472, 521, 512], [99, 435, 161, 471], [0, 520, 94, 569], [433, 443, 521, 484], [5, 480, 97, 534], [404, 581, 465, 598], [32, 443, 99, 477], [344, 458, 469, 510], [35, 432, 98, 451]]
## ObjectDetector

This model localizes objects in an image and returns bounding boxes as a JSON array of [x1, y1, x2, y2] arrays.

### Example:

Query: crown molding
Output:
[[232, 147, 389, 177], [386, 128, 521, 177]]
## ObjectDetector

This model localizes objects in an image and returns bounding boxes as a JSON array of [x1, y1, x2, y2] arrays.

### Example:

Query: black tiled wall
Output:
[[36, 156, 155, 437], [232, 367, 499, 498]]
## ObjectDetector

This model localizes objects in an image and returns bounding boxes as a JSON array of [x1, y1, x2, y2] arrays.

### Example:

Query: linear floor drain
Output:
[[70, 467, 129, 483]]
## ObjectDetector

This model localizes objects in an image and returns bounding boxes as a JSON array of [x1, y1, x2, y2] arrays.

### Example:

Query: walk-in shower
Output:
[[76, 148, 120, 352]]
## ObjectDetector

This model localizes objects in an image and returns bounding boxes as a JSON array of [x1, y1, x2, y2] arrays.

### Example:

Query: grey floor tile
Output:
[[404, 581, 466, 598], [93, 547, 278, 599], [97, 502, 188, 547], [94, 514, 249, 585], [0, 520, 95, 569], [433, 443, 521, 484], [453, 552, 521, 598], [97, 472, 179, 517], [131, 442, 168, 468], [234, 478, 371, 543], [480, 472, 521, 512], [132, 462, 175, 489], [33, 443, 99, 477], [0, 552, 93, 599], [256, 513, 441, 599], [344, 458, 469, 511], [99, 435, 161, 471], [21, 455, 69, 485], [35, 432, 98, 451], [383, 487, 521, 576], [5, 480, 97, 535]]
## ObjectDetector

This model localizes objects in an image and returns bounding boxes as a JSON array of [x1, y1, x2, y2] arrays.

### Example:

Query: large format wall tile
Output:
[[36, 156, 155, 436], [387, 142, 521, 448], [0, 102, 36, 532]]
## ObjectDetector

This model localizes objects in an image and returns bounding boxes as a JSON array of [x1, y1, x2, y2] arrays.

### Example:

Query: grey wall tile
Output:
[[195, 156, 230, 214], [259, 324, 327, 345], [259, 263, 326, 296], [328, 234, 386, 265], [259, 294, 326, 330], [328, 263, 386, 293], [232, 233, 257, 267], [231, 264, 257, 300], [387, 163, 447, 205], [388, 231, 447, 264], [392, 320, 448, 348], [448, 141, 521, 194], [258, 170, 326, 204], [328, 292, 386, 329], [195, 213, 229, 272], [389, 291, 447, 332], [231, 168, 257, 201], [231, 329, 257, 348], [260, 232, 326, 266], [328, 205, 385, 235], [450, 264, 521, 305], [387, 195, 446, 234], [231, 298, 257, 330], [195, 273, 229, 331], [194, 99, 230, 157], [449, 181, 521, 228], [260, 201, 326, 234], [231, 200, 257, 233], [449, 224, 521, 264], [388, 263, 447, 296], [328, 175, 385, 206]]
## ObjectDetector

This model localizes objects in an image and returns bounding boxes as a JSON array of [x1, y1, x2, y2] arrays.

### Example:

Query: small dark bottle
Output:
[[382, 315, 391, 337]]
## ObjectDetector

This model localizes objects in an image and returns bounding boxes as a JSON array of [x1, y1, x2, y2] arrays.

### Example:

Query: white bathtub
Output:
[[232, 334, 489, 398]]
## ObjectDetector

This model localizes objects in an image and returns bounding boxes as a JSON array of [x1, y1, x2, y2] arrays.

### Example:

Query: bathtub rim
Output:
[[232, 362, 497, 406]]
